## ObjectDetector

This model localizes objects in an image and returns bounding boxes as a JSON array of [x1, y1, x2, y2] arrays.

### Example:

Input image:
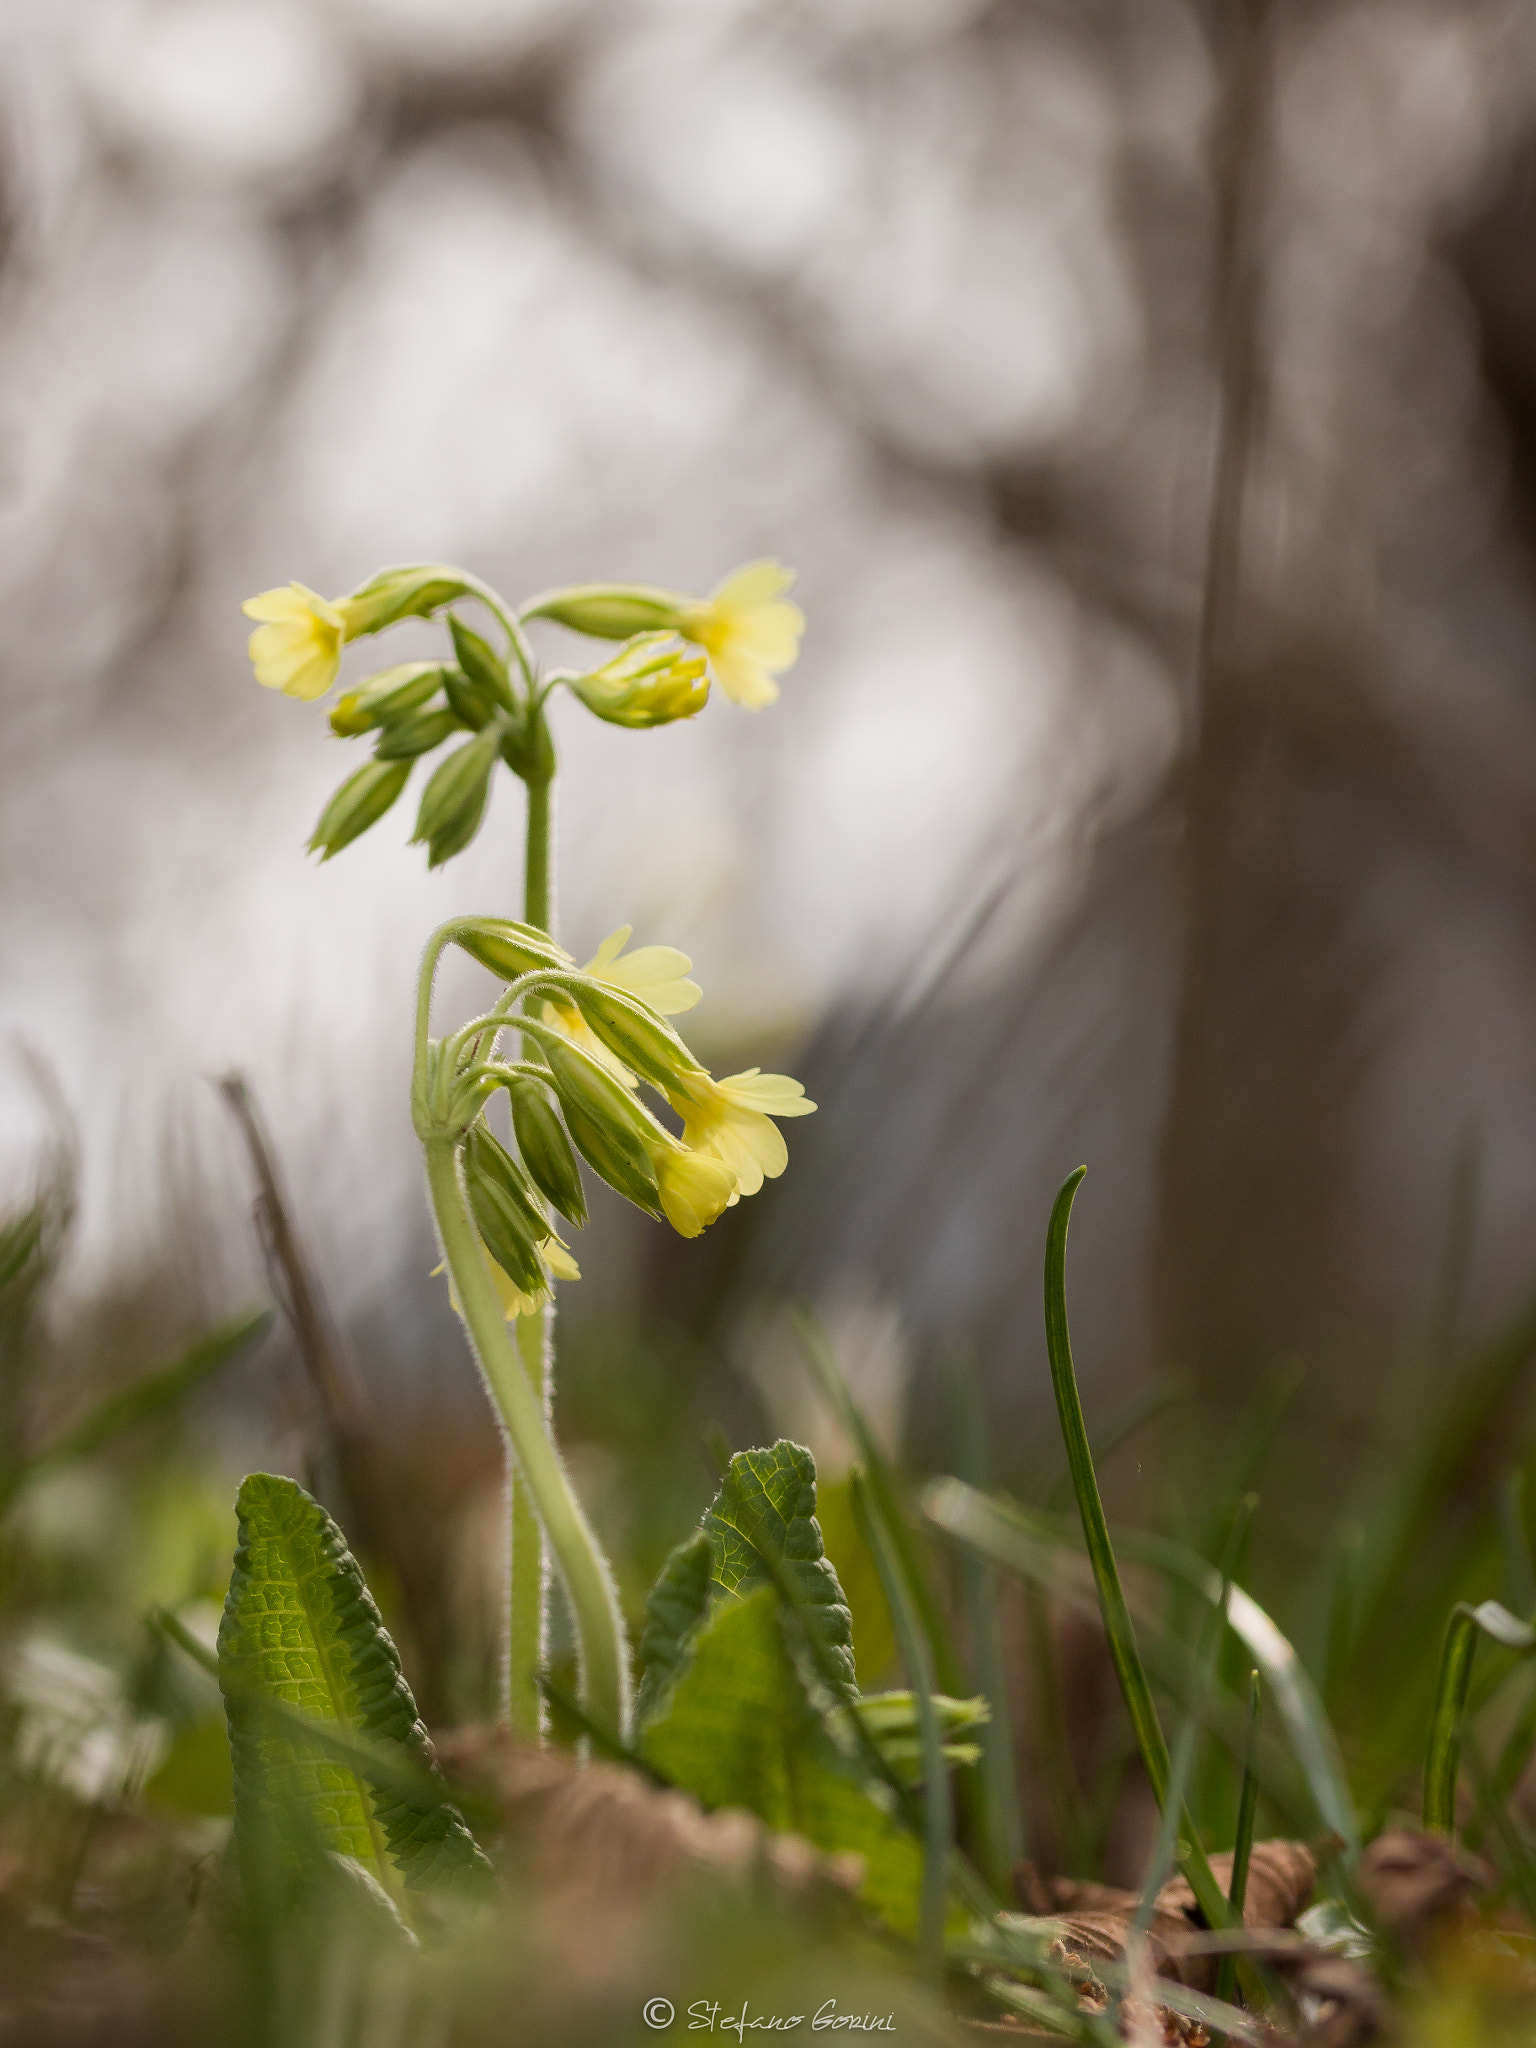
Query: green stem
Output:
[[424, 1137, 628, 1739], [508, 751, 556, 1738]]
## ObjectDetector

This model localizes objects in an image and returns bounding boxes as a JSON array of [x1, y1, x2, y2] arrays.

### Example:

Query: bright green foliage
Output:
[[703, 1442, 857, 1702], [218, 1473, 488, 1899], [641, 1587, 927, 1937]]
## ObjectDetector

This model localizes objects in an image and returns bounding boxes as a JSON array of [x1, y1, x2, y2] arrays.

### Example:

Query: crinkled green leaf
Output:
[[704, 1442, 856, 1701], [218, 1473, 489, 1899]]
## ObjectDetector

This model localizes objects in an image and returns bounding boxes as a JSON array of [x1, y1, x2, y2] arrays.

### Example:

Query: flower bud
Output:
[[452, 917, 571, 980], [523, 584, 686, 640], [507, 1076, 587, 1227], [373, 706, 460, 760], [499, 706, 556, 784], [308, 758, 411, 861], [338, 564, 475, 637], [464, 1127, 548, 1295], [538, 1034, 662, 1215], [412, 728, 501, 867], [568, 982, 705, 1090], [442, 663, 499, 732], [569, 633, 709, 729], [329, 662, 446, 736], [449, 616, 514, 713]]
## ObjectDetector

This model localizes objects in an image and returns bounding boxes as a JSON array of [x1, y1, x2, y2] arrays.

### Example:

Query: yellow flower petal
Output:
[[581, 929, 701, 1016], [682, 558, 804, 712], [242, 582, 347, 701], [655, 1149, 737, 1237]]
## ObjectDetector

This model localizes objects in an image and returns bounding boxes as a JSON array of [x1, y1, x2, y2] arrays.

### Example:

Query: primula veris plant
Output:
[[242, 556, 813, 1743]]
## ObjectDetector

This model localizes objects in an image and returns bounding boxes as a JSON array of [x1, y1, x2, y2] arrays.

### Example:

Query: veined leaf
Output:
[[704, 1441, 856, 1702], [218, 1473, 489, 1900], [634, 1529, 712, 1731]]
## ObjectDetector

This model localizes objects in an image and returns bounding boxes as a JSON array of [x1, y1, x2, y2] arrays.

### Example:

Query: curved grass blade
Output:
[[1424, 1598, 1536, 1835], [218, 1474, 489, 1900], [930, 1479, 1357, 1855], [1041, 1170, 1230, 1934], [850, 1466, 950, 1983]]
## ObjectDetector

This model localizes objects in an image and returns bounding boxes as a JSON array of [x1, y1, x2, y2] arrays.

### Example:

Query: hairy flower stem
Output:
[[508, 759, 556, 1738], [424, 1135, 629, 1739]]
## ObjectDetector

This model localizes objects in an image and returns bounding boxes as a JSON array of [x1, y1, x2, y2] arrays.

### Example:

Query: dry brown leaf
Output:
[[1354, 1828, 1492, 1956], [434, 1723, 864, 1904]]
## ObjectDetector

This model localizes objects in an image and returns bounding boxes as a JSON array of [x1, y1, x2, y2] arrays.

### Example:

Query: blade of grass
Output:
[[1424, 1599, 1536, 1835], [947, 1352, 1025, 1885], [1041, 1169, 1231, 1936], [850, 1465, 950, 1983], [923, 1479, 1317, 1834], [1216, 1671, 1261, 2011]]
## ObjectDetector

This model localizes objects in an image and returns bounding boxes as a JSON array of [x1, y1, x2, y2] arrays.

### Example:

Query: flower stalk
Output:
[[246, 553, 813, 1746]]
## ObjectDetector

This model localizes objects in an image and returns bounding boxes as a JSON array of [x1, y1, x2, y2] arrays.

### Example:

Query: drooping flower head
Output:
[[242, 583, 348, 701], [680, 561, 805, 711], [667, 1067, 817, 1201]]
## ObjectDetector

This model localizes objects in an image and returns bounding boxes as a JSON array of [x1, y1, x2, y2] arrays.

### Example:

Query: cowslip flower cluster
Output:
[[432, 917, 813, 1317], [242, 556, 805, 868]]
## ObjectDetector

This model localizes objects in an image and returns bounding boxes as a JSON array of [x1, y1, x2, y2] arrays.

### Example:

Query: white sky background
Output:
[[0, 0, 1181, 1315]]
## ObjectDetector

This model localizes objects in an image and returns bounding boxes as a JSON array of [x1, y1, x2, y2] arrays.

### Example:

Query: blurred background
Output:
[[6, 0, 1536, 1730]]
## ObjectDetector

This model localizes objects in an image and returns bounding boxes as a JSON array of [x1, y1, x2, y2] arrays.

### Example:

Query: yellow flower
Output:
[[570, 633, 709, 728], [436, 1235, 580, 1323], [652, 1147, 737, 1238], [668, 1067, 816, 1201], [242, 582, 350, 701], [585, 926, 700, 1016], [541, 926, 701, 1087], [681, 561, 804, 711]]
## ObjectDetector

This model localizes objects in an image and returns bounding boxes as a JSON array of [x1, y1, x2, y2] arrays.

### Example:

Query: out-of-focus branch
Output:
[[217, 1072, 446, 1718]]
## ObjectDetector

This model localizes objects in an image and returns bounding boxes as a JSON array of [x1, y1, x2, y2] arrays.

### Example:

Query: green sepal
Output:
[[309, 758, 411, 860], [568, 982, 704, 1089], [539, 1034, 661, 1214], [523, 585, 686, 640], [499, 707, 556, 785], [373, 706, 460, 760], [341, 565, 474, 636], [463, 1125, 547, 1293], [442, 665, 499, 732], [217, 1472, 490, 1900], [507, 1077, 587, 1227], [449, 616, 514, 713], [451, 917, 572, 982], [412, 728, 500, 867], [330, 662, 445, 736]]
